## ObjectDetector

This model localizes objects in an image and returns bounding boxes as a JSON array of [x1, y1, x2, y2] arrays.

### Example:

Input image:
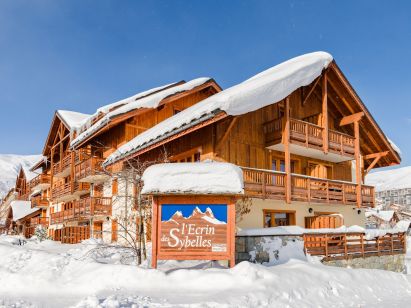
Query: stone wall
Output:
[[323, 254, 406, 273], [235, 235, 305, 265], [236, 235, 406, 272]]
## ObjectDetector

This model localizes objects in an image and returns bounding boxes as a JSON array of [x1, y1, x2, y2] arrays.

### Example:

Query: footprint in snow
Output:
[[6, 250, 32, 273]]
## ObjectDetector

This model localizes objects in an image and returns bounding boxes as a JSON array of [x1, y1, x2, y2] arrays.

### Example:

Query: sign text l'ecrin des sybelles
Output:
[[160, 205, 228, 253]]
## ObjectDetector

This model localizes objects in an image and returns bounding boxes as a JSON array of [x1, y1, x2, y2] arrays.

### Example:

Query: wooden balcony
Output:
[[53, 155, 72, 178], [51, 181, 90, 202], [74, 157, 109, 183], [31, 194, 49, 208], [30, 174, 51, 191], [52, 182, 72, 202], [30, 217, 49, 227], [263, 118, 355, 162], [50, 197, 112, 224], [303, 232, 406, 261], [241, 167, 374, 207], [73, 182, 91, 196]]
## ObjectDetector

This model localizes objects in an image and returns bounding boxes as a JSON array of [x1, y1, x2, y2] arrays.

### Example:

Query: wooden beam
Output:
[[354, 121, 362, 208], [284, 97, 291, 204], [340, 112, 364, 126], [302, 76, 321, 106], [322, 74, 328, 153], [363, 151, 389, 160], [216, 117, 238, 150]]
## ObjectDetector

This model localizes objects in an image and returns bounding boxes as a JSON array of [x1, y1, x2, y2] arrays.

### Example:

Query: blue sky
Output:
[[0, 1, 410, 167]]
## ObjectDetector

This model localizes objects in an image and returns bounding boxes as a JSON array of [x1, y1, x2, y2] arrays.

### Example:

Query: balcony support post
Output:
[[322, 73, 328, 153], [284, 97, 292, 204], [354, 121, 362, 208]]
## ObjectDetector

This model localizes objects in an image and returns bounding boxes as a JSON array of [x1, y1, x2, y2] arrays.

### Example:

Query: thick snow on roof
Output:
[[388, 138, 402, 159], [10, 200, 38, 221], [141, 162, 244, 195], [365, 209, 394, 222], [71, 77, 211, 148], [104, 51, 333, 166], [365, 166, 411, 191], [94, 82, 177, 116], [57, 110, 91, 130]]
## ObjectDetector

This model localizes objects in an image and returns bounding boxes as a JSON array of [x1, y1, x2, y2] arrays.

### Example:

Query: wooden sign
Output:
[[151, 196, 236, 268]]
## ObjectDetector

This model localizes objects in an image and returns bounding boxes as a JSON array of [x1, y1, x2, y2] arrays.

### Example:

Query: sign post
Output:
[[151, 195, 236, 269]]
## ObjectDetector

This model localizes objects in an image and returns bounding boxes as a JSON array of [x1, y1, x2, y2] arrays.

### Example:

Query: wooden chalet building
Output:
[[8, 51, 401, 243], [31, 78, 221, 243], [102, 52, 401, 230]]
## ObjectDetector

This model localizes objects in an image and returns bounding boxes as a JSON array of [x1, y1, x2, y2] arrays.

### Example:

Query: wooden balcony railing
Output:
[[52, 155, 72, 176], [241, 167, 374, 207], [263, 117, 355, 157], [30, 217, 49, 227], [31, 194, 49, 208], [52, 182, 72, 200], [30, 174, 51, 191], [303, 232, 406, 261], [50, 197, 112, 224], [73, 182, 91, 195], [74, 157, 105, 182]]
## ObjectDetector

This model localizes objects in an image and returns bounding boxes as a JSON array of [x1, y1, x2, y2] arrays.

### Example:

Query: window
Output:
[[173, 108, 182, 115], [272, 158, 297, 173], [263, 210, 296, 227]]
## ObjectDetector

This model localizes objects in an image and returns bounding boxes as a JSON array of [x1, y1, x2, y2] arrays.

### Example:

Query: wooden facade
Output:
[[13, 79, 222, 242]]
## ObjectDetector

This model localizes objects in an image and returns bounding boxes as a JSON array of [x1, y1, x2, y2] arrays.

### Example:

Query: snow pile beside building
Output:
[[142, 162, 244, 195], [237, 223, 409, 240], [0, 154, 42, 198], [366, 166, 411, 191], [104, 51, 333, 166], [1, 235, 411, 307]]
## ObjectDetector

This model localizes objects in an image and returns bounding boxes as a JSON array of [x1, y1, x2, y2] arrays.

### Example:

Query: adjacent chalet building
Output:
[[366, 166, 411, 209], [103, 52, 400, 230], [0, 51, 401, 242]]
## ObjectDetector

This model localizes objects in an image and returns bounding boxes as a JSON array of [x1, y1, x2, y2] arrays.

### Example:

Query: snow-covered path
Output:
[[1, 235, 411, 307]]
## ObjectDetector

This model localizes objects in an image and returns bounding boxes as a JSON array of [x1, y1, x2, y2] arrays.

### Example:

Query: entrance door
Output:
[[93, 221, 103, 239]]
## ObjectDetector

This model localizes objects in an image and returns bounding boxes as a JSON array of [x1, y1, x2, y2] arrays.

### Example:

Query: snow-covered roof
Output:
[[10, 200, 38, 221], [365, 209, 395, 222], [388, 138, 402, 159], [71, 77, 212, 148], [104, 51, 333, 166], [141, 162, 244, 195], [365, 166, 411, 191], [57, 110, 91, 130]]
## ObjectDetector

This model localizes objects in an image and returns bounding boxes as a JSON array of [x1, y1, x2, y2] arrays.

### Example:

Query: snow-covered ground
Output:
[[1, 235, 411, 307]]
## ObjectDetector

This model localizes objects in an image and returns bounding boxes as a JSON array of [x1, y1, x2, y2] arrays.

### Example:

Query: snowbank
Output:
[[366, 166, 411, 191], [0, 235, 411, 307], [104, 51, 333, 166], [237, 224, 408, 239], [237, 225, 365, 236], [71, 78, 211, 148], [142, 162, 244, 195]]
